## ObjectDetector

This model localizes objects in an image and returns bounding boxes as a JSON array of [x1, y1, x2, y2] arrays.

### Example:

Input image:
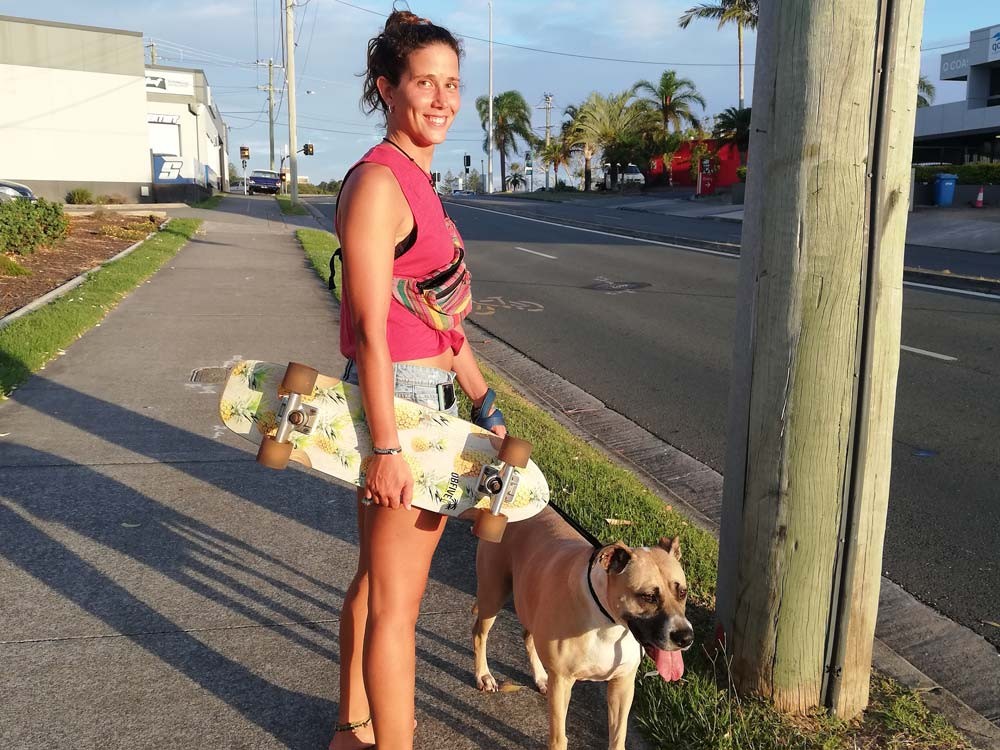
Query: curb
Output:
[[447, 199, 1000, 295], [0, 219, 173, 331], [464, 319, 1000, 750], [300, 198, 333, 232]]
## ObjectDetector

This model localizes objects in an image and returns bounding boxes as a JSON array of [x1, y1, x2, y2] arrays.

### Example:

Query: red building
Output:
[[647, 139, 743, 190]]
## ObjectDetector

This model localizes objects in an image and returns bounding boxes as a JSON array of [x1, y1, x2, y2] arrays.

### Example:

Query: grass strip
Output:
[[277, 195, 309, 215], [0, 255, 31, 277], [294, 233, 968, 750], [0, 219, 201, 397], [188, 194, 225, 210], [295, 228, 341, 301]]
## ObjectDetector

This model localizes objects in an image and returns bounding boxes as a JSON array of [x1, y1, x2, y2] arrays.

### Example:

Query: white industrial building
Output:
[[0, 15, 228, 203]]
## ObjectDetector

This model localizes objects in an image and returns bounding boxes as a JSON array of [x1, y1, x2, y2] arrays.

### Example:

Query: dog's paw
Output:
[[477, 673, 499, 692], [534, 675, 548, 695]]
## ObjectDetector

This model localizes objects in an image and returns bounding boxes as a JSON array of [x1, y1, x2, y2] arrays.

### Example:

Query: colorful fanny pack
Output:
[[391, 234, 472, 331]]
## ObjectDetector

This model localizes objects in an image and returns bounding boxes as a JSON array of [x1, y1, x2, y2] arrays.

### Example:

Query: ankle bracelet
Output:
[[334, 716, 372, 732]]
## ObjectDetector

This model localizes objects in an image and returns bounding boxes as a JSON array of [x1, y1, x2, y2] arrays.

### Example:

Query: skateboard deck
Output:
[[219, 360, 549, 527]]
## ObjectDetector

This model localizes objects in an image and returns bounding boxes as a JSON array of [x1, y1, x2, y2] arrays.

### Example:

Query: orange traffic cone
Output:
[[974, 185, 984, 208]]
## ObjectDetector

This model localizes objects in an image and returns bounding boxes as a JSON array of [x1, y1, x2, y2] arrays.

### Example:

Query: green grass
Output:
[[293, 235, 969, 750], [295, 228, 340, 301], [187, 194, 225, 210], [0, 219, 201, 397], [0, 255, 31, 277], [276, 195, 309, 215]]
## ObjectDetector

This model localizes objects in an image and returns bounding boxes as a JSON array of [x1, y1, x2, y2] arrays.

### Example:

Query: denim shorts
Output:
[[342, 359, 459, 416]]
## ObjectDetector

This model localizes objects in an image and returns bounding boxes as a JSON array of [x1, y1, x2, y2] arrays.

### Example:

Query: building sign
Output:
[[145, 69, 195, 97], [153, 155, 194, 184], [940, 53, 969, 79], [989, 26, 1000, 63]]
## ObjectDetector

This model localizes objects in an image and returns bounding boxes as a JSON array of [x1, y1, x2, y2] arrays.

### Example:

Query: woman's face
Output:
[[381, 42, 460, 147]]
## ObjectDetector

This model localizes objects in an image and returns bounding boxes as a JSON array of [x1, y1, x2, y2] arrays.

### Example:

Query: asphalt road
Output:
[[307, 195, 1000, 649]]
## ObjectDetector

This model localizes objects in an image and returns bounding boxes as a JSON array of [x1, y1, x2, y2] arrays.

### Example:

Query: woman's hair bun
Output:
[[385, 10, 428, 32]]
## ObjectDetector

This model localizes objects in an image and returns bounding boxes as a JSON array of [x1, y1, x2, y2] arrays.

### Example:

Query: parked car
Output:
[[247, 169, 281, 195], [0, 179, 37, 203], [621, 164, 646, 186], [228, 179, 246, 194], [452, 189, 475, 196]]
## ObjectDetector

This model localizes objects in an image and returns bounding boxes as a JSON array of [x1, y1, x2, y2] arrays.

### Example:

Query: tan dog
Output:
[[473, 506, 693, 750]]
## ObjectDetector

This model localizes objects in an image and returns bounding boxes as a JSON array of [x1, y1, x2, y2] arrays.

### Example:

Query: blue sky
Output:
[[5, 0, 999, 183]]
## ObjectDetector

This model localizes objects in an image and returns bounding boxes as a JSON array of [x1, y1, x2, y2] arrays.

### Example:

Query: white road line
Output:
[[515, 246, 557, 259], [901, 345, 957, 362], [449, 203, 1000, 302]]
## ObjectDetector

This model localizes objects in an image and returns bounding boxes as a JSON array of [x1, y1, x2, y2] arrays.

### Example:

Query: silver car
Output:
[[0, 179, 37, 203]]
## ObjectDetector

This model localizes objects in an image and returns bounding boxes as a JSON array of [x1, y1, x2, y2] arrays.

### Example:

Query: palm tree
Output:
[[506, 162, 526, 192], [678, 0, 759, 109], [917, 75, 935, 108], [539, 135, 575, 188], [475, 91, 535, 192], [564, 101, 600, 192], [572, 91, 653, 189], [632, 70, 706, 133], [713, 106, 752, 164]]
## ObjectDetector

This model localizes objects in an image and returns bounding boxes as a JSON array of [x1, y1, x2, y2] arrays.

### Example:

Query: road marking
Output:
[[901, 345, 957, 362], [448, 204, 1000, 302], [900, 281, 1000, 301], [515, 246, 557, 259]]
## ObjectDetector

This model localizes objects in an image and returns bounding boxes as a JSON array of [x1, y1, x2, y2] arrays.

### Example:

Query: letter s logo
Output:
[[158, 159, 183, 180]]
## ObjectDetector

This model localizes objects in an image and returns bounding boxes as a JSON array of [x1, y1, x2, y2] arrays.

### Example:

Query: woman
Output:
[[330, 10, 505, 750]]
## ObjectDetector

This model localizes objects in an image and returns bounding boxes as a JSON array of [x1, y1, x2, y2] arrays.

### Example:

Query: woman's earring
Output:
[[388, 104, 395, 113]]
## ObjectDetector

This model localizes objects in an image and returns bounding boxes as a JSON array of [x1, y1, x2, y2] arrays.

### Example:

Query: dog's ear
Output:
[[658, 536, 682, 561], [599, 543, 632, 575]]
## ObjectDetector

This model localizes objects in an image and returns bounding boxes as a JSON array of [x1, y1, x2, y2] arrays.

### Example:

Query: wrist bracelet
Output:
[[372, 446, 403, 455]]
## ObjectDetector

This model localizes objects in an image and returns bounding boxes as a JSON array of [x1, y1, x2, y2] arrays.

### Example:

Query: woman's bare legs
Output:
[[363, 504, 447, 750], [330, 494, 375, 750]]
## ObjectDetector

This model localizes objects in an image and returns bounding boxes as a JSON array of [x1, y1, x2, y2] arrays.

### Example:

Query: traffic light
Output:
[[464, 154, 471, 174], [525, 151, 532, 166], [240, 145, 250, 160], [303, 143, 314, 156]]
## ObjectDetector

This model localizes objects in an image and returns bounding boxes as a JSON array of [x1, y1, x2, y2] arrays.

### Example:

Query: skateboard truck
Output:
[[471, 435, 532, 543], [257, 362, 320, 470]]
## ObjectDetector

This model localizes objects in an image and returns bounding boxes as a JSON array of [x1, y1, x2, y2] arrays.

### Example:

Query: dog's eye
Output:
[[676, 584, 688, 600], [640, 591, 658, 604]]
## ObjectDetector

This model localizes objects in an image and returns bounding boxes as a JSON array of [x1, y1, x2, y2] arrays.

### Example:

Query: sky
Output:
[[6, 0, 1000, 184]]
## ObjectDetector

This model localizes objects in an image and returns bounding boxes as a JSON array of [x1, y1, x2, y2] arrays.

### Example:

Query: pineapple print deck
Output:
[[219, 360, 549, 523]]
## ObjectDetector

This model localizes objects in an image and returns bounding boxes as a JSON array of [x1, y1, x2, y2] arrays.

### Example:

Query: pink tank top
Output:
[[337, 142, 467, 362]]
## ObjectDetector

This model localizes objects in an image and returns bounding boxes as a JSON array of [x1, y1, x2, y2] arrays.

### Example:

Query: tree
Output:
[[539, 136, 574, 188], [678, 0, 759, 109], [713, 106, 752, 164], [227, 162, 240, 182], [465, 168, 483, 193], [506, 162, 525, 192], [917, 74, 935, 108], [475, 91, 535, 192], [443, 170, 458, 194], [564, 100, 600, 192], [632, 70, 706, 133], [572, 90, 653, 188]]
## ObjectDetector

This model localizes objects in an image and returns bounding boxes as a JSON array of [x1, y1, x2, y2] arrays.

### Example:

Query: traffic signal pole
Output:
[[717, 0, 925, 719]]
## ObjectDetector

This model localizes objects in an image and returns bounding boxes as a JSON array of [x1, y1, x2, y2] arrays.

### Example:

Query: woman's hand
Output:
[[364, 453, 414, 510]]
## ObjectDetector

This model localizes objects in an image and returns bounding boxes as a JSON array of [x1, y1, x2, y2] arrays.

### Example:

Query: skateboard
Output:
[[219, 360, 549, 541]]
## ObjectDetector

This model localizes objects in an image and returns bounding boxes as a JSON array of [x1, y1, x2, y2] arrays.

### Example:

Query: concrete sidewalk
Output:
[[0, 196, 624, 749]]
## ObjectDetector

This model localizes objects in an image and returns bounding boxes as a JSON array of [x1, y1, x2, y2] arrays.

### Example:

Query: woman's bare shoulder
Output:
[[340, 162, 402, 204]]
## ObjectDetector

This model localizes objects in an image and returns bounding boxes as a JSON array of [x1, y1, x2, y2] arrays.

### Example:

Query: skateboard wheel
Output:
[[281, 362, 318, 395], [473, 510, 508, 543], [257, 436, 293, 469], [497, 436, 532, 468]]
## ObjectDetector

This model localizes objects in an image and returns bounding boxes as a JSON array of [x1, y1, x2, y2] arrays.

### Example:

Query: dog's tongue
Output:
[[644, 645, 684, 681]]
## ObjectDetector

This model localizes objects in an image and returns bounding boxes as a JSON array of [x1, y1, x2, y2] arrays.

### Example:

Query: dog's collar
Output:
[[588, 546, 616, 624]]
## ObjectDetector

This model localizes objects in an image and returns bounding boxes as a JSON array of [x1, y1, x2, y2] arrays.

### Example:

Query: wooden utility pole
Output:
[[716, 0, 925, 719], [285, 0, 299, 203]]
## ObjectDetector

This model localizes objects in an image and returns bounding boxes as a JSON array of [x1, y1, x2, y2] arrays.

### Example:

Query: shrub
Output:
[[65, 188, 94, 204], [0, 198, 69, 255], [913, 163, 1000, 185], [0, 254, 31, 277], [95, 193, 128, 205], [737, 166, 748, 182]]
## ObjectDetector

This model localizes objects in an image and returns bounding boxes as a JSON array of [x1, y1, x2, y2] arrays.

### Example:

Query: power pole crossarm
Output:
[[716, 0, 925, 720]]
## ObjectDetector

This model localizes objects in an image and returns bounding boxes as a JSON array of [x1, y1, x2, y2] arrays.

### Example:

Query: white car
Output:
[[621, 164, 645, 186], [228, 179, 246, 194]]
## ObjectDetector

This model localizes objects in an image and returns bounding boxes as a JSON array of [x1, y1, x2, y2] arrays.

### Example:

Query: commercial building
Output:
[[914, 23, 1000, 165], [0, 15, 228, 203]]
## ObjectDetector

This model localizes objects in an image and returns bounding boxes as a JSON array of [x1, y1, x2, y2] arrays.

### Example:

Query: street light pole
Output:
[[487, 0, 494, 195], [285, 0, 299, 203]]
